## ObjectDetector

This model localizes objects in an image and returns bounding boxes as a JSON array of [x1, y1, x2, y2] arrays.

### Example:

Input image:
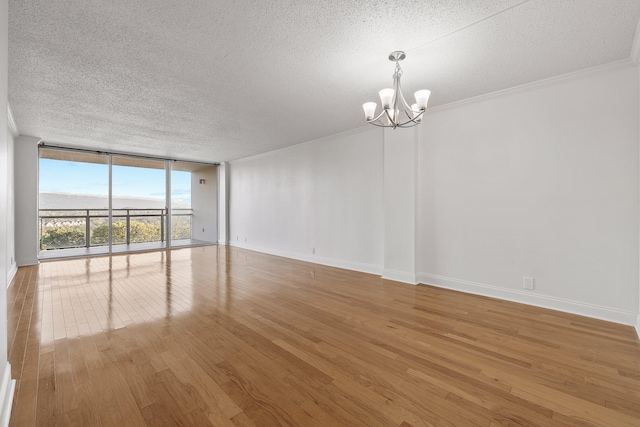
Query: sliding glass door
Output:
[[38, 149, 110, 255], [111, 156, 168, 252], [38, 146, 218, 259]]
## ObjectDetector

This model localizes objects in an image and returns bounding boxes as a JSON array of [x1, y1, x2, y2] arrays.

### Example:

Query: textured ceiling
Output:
[[9, 0, 640, 163]]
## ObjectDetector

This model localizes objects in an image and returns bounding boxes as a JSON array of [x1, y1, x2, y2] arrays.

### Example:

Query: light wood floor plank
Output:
[[7, 245, 640, 426]]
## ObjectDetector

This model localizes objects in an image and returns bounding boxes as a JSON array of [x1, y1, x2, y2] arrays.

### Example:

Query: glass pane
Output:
[[112, 157, 166, 248], [38, 148, 108, 252], [171, 162, 217, 247], [171, 163, 191, 242]]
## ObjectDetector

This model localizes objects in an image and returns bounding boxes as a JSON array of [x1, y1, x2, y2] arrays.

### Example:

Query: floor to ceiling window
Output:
[[38, 148, 110, 256], [111, 156, 168, 252], [38, 146, 218, 260]]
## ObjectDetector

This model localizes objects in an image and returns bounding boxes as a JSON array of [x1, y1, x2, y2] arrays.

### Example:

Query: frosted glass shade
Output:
[[379, 88, 395, 109], [362, 102, 377, 120], [414, 90, 431, 110]]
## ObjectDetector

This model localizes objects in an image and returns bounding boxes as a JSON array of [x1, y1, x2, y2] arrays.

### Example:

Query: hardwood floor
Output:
[[7, 245, 640, 426]]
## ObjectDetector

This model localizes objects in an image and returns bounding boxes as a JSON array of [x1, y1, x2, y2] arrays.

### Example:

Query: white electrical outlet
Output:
[[523, 277, 534, 290], [312, 248, 315, 254]]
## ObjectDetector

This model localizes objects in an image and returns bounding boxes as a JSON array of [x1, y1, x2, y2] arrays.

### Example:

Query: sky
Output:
[[39, 159, 192, 206]]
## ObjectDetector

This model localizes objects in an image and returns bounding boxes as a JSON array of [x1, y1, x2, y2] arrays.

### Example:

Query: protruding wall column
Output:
[[217, 162, 230, 245], [382, 127, 419, 284], [14, 135, 40, 266]]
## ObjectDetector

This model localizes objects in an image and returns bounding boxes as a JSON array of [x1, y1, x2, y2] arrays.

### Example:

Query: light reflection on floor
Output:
[[34, 247, 218, 346]]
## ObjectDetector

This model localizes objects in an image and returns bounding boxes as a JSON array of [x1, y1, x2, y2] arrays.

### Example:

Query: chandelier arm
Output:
[[395, 77, 414, 112], [384, 109, 397, 129], [394, 66, 420, 126], [398, 122, 420, 128], [396, 118, 421, 127], [392, 64, 402, 126], [368, 109, 388, 124], [395, 110, 425, 127], [367, 112, 424, 128], [367, 111, 392, 127], [366, 120, 392, 128]]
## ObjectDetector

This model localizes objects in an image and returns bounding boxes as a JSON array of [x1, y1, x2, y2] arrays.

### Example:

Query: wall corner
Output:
[[632, 19, 640, 65], [6, 103, 17, 138]]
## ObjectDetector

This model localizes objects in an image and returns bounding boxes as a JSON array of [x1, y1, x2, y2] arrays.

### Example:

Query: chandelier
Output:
[[362, 51, 431, 129]]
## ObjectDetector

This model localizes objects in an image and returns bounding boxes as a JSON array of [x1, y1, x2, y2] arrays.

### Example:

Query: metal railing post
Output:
[[85, 209, 91, 248], [126, 209, 131, 245], [160, 209, 165, 243]]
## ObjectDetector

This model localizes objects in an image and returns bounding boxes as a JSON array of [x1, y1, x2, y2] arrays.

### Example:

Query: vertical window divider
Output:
[[166, 160, 172, 249], [108, 154, 113, 254]]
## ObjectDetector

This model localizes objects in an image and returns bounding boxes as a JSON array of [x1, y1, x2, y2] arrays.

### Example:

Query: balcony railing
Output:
[[39, 208, 193, 250]]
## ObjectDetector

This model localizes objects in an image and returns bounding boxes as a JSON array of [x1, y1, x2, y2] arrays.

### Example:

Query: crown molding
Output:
[[230, 124, 380, 165], [426, 59, 634, 116], [7, 103, 19, 137], [631, 18, 640, 65]]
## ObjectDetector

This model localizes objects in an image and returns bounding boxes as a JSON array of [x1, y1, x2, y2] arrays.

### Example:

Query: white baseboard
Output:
[[16, 258, 38, 267], [6, 264, 17, 289], [0, 363, 15, 427], [216, 244, 640, 330], [382, 269, 419, 285], [229, 241, 383, 276], [418, 272, 637, 326]]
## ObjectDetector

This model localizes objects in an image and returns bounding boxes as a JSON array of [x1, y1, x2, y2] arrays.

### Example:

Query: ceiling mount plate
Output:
[[388, 51, 406, 62]]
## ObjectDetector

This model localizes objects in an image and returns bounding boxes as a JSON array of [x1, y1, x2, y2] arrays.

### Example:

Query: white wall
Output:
[[229, 127, 384, 274], [0, 0, 16, 423], [0, 122, 6, 290], [14, 136, 40, 266], [5, 129, 15, 285], [0, 0, 7, 396], [191, 166, 218, 243], [418, 62, 639, 325]]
